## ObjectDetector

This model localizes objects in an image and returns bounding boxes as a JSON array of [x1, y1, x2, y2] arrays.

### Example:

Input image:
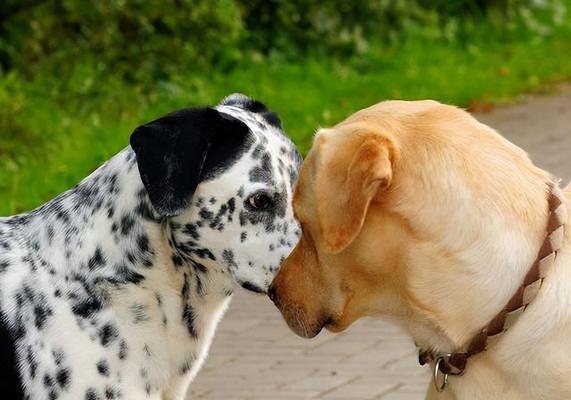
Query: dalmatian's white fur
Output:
[[0, 94, 301, 399]]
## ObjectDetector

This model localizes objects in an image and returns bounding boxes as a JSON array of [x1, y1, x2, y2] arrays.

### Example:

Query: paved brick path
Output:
[[188, 87, 571, 400]]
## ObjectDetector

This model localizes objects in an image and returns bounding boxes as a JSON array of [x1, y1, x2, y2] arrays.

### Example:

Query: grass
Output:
[[1, 25, 571, 215]]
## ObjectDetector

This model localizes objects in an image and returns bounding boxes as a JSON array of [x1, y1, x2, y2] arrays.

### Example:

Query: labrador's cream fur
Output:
[[270, 100, 571, 399]]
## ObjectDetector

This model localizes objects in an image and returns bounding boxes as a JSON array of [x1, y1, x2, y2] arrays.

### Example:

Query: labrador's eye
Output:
[[246, 192, 273, 210]]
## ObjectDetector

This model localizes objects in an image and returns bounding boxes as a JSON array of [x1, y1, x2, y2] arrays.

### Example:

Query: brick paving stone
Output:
[[319, 382, 398, 399], [188, 86, 571, 400]]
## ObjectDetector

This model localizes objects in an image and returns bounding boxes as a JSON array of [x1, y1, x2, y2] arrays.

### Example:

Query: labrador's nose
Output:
[[267, 284, 277, 303]]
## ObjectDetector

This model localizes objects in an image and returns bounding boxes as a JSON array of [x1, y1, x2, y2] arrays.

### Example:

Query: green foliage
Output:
[[0, 0, 243, 79], [1, 0, 568, 79], [0, 1, 570, 215]]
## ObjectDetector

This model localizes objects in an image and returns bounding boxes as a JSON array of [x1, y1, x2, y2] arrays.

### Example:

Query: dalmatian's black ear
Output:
[[130, 107, 251, 217]]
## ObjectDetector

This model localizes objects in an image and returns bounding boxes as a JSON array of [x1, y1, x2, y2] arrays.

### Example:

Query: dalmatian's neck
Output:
[[2, 148, 236, 397]]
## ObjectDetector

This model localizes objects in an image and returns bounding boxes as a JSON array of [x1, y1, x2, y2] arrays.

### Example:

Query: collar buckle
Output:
[[433, 357, 449, 392], [420, 351, 468, 392]]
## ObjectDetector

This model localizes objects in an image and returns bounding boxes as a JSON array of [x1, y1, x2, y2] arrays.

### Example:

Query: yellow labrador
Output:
[[268, 100, 571, 399]]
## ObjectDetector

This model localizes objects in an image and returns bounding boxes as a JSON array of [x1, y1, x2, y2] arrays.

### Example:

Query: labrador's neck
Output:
[[404, 181, 571, 397], [406, 180, 568, 353]]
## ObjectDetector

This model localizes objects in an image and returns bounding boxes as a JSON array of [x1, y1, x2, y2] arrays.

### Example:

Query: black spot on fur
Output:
[[105, 387, 117, 400], [118, 340, 128, 360], [26, 346, 37, 379], [72, 296, 103, 318], [172, 254, 184, 268], [199, 208, 213, 220], [119, 215, 135, 236], [46, 225, 55, 244], [56, 368, 70, 388], [56, 210, 70, 223], [191, 248, 216, 261], [182, 303, 199, 338], [85, 388, 99, 400], [179, 359, 193, 375], [114, 264, 145, 285], [135, 200, 156, 221], [98, 323, 119, 347], [191, 261, 208, 274], [251, 144, 264, 159], [222, 249, 237, 270], [34, 303, 53, 329], [44, 373, 55, 387], [87, 247, 106, 270], [137, 235, 150, 253], [181, 274, 190, 299], [182, 224, 200, 240], [105, 174, 119, 194], [221, 95, 268, 113], [227, 198, 236, 214], [52, 350, 64, 366], [97, 360, 110, 377], [181, 274, 199, 337], [220, 94, 283, 128], [260, 111, 282, 129], [0, 260, 10, 272], [195, 273, 205, 296]]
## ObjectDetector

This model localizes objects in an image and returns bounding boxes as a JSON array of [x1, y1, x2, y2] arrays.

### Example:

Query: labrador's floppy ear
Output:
[[315, 131, 395, 253], [130, 107, 250, 217]]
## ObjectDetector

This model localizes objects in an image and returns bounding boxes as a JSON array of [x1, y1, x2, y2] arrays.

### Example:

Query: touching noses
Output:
[[267, 284, 277, 303]]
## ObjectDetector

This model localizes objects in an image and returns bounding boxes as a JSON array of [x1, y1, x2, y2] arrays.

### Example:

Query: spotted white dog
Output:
[[0, 94, 301, 400]]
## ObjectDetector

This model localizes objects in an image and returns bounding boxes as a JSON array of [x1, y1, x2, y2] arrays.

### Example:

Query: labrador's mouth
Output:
[[278, 307, 333, 339], [286, 317, 325, 339]]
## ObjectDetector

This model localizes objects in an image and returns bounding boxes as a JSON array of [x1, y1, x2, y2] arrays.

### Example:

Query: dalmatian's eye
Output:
[[246, 192, 273, 211]]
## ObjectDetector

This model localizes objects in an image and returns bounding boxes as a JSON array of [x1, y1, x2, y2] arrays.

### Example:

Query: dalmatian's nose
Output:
[[267, 284, 277, 303], [241, 281, 266, 294]]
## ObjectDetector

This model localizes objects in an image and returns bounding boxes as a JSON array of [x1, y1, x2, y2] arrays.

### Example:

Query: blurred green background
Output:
[[1, 0, 571, 215]]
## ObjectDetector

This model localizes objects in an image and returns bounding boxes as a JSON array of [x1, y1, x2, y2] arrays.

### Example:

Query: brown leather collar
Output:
[[419, 182, 568, 388]]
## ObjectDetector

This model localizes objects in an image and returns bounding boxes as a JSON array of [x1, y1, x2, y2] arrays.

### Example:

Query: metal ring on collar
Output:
[[433, 357, 449, 393]]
